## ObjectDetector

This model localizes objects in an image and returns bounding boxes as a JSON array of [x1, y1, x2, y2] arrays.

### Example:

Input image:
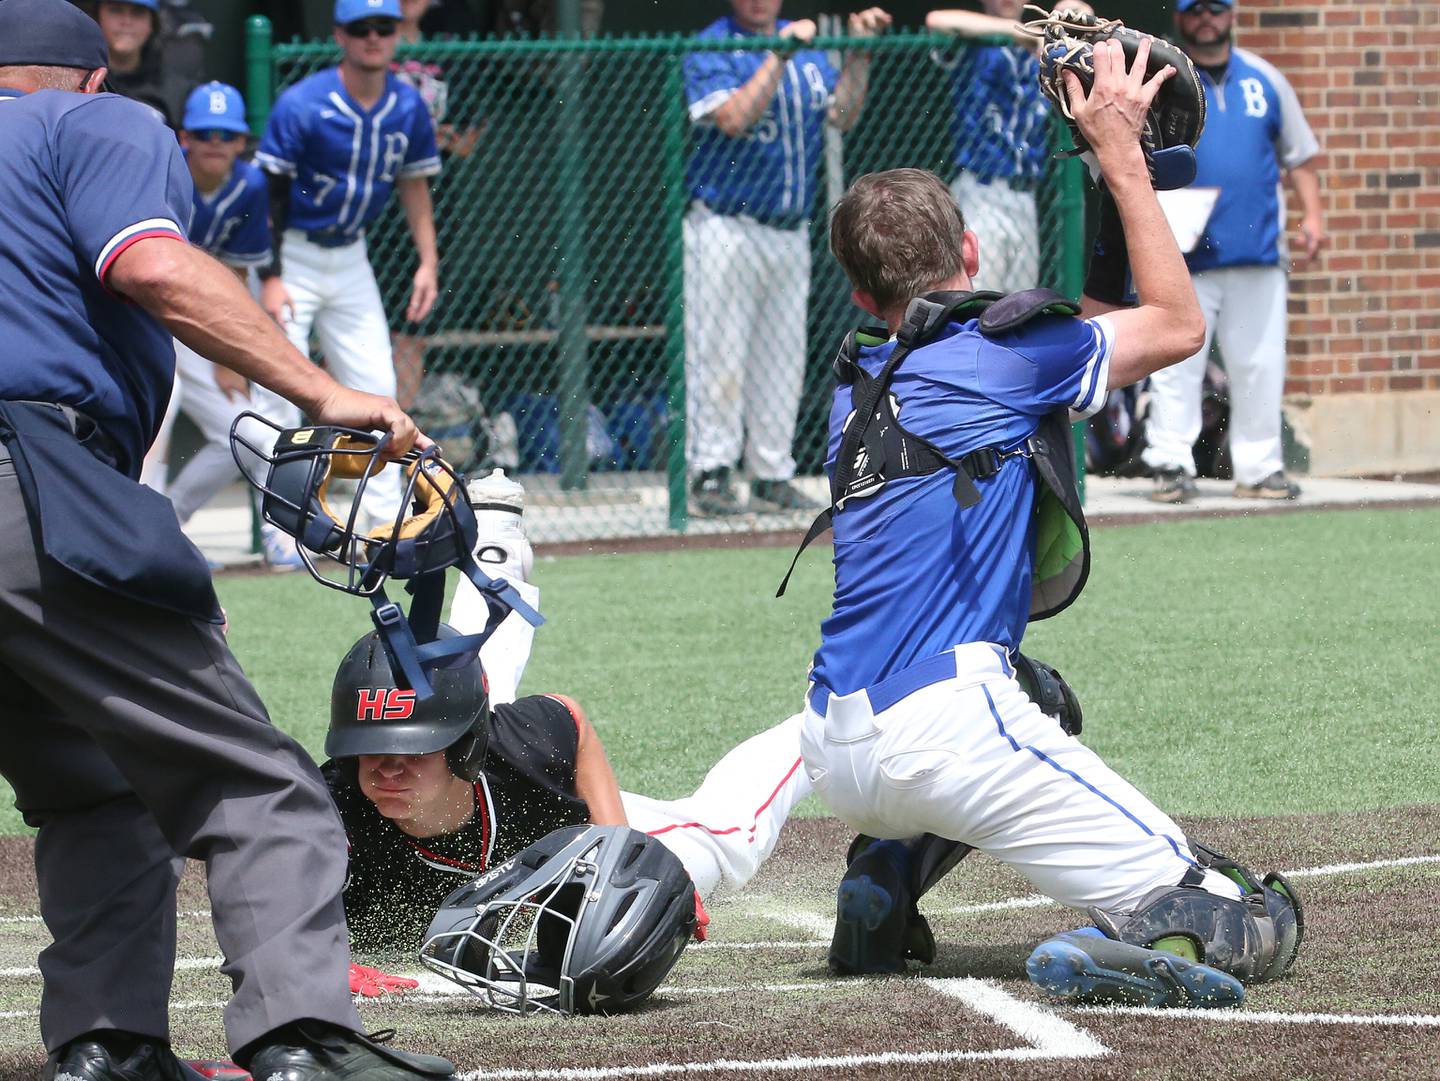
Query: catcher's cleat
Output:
[[829, 839, 934, 975], [1026, 928, 1244, 1009], [43, 1033, 211, 1081], [241, 1023, 453, 1081]]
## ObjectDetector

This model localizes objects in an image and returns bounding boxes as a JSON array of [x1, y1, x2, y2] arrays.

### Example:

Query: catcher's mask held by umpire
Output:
[[328, 624, 490, 782], [230, 412, 541, 697], [421, 825, 698, 1016]]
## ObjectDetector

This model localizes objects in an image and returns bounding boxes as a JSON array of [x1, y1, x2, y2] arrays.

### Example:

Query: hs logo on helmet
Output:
[[356, 688, 416, 721]]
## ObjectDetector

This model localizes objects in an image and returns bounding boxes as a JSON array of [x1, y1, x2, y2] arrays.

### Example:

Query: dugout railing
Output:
[[246, 17, 1086, 544]]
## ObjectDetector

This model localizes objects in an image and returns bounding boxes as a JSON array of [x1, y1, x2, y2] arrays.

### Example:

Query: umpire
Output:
[[0, 2, 452, 1079]]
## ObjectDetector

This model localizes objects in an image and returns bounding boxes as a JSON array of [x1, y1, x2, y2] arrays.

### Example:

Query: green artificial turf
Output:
[[0, 507, 1436, 835]]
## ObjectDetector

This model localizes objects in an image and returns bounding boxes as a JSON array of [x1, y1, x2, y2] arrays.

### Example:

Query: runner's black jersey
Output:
[[323, 693, 591, 951]]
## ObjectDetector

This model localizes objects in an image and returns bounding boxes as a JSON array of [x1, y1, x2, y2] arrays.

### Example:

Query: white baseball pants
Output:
[[951, 173, 1040, 296], [247, 231, 403, 526], [800, 644, 1240, 918], [1142, 265, 1289, 485], [683, 202, 810, 481], [164, 341, 250, 524], [449, 550, 808, 903]]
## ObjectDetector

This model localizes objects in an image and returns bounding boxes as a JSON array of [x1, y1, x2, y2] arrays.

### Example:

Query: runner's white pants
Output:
[[247, 231, 402, 526], [683, 202, 810, 481], [800, 644, 1240, 917], [951, 173, 1040, 296], [1142, 265, 1289, 485], [449, 550, 808, 902]]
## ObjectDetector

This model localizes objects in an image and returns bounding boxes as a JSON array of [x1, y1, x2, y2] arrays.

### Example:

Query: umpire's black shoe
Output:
[[43, 1032, 207, 1081], [242, 1022, 454, 1081], [828, 839, 933, 975]]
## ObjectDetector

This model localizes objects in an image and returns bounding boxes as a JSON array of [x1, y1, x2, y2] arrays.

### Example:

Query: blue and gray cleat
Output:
[[1026, 928, 1245, 1008]]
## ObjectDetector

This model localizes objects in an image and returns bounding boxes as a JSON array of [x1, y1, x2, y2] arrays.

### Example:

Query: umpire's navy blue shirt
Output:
[[0, 87, 192, 476]]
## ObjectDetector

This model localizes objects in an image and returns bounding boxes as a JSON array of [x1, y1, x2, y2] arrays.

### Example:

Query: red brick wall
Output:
[[1236, 0, 1440, 397]]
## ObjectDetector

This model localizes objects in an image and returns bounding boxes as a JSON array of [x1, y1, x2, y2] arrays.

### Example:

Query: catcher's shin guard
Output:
[[1027, 928, 1245, 1008], [828, 834, 972, 975], [1091, 844, 1303, 985]]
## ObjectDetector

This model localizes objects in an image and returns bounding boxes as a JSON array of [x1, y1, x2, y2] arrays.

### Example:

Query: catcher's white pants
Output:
[[683, 202, 809, 481], [247, 231, 402, 526], [1142, 265, 1289, 485], [951, 173, 1040, 296], [800, 644, 1240, 917], [449, 547, 807, 903]]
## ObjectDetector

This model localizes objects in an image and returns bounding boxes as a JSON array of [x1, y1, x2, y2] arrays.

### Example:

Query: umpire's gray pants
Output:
[[0, 460, 362, 1054]]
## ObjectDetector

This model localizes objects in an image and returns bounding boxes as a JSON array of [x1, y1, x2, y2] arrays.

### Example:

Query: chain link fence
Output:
[[249, 21, 1084, 544]]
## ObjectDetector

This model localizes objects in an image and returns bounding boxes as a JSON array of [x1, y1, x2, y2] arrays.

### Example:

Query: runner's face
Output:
[[358, 751, 461, 820]]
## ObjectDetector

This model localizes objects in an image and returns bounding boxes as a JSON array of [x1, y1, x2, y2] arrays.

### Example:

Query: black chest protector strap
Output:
[[776, 288, 1091, 622]]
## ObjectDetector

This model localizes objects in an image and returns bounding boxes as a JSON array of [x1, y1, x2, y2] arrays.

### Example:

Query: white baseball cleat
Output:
[[259, 523, 305, 572], [466, 468, 534, 583]]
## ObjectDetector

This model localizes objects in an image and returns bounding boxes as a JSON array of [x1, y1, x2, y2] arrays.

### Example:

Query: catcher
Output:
[[791, 16, 1303, 1009]]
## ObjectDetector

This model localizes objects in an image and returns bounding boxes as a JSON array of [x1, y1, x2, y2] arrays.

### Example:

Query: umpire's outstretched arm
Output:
[[108, 238, 426, 456]]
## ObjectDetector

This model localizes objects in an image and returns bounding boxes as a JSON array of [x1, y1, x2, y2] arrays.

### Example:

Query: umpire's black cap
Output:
[[0, 0, 109, 70]]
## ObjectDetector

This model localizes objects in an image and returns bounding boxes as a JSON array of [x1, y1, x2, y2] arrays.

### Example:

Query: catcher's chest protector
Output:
[[778, 289, 1090, 622]]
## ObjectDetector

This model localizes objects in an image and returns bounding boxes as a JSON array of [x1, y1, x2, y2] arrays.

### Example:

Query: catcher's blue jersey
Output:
[[256, 68, 440, 243], [685, 17, 838, 227], [809, 315, 1113, 698], [933, 42, 1049, 184], [1188, 47, 1319, 273], [188, 157, 271, 267], [0, 88, 190, 476]]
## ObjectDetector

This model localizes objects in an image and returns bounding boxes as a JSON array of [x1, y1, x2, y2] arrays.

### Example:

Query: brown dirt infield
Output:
[[0, 808, 1437, 1080]]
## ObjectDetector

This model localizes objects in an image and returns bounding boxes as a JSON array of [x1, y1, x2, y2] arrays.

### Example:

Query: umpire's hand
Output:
[[312, 384, 430, 457]]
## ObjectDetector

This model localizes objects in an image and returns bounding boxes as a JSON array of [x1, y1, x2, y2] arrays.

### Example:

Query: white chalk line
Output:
[[458, 1047, 1090, 1080], [1074, 1005, 1440, 1027], [0, 908, 210, 927], [925, 977, 1107, 1057]]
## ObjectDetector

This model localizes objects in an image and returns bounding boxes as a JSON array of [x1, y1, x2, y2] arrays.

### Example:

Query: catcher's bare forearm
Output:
[[109, 236, 337, 416]]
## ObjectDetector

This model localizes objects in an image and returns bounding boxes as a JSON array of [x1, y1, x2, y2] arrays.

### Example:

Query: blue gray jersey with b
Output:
[[684, 16, 838, 226], [256, 67, 440, 244]]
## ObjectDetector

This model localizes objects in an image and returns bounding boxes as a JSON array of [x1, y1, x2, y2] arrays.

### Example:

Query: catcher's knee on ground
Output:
[[1092, 843, 1304, 984]]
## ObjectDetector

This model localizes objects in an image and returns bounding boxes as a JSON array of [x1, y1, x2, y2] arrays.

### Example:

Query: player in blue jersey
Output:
[[141, 83, 280, 538], [802, 40, 1301, 1005], [925, 1, 1092, 293], [1142, 0, 1324, 503], [683, 0, 891, 516], [0, 1, 449, 1077], [254, 0, 441, 537]]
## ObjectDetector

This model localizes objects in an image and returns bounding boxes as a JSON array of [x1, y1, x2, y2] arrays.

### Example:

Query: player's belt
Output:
[[807, 644, 1012, 717], [304, 230, 361, 248]]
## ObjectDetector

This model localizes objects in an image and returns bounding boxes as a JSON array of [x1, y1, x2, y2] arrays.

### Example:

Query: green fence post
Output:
[[556, 1, 590, 491], [1057, 153, 1088, 504], [244, 15, 273, 555], [245, 15, 273, 138], [663, 51, 689, 532]]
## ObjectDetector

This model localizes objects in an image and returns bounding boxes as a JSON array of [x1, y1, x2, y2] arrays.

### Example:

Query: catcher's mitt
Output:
[[1023, 5, 1205, 190]]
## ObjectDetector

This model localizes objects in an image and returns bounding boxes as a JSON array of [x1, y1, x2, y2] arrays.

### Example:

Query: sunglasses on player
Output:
[[188, 129, 245, 143], [341, 18, 399, 38], [1181, 2, 1233, 16]]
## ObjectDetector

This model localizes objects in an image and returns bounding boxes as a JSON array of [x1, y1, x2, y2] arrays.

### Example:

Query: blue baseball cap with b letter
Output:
[[1176, 0, 1233, 12], [335, 0, 402, 23], [182, 82, 249, 134]]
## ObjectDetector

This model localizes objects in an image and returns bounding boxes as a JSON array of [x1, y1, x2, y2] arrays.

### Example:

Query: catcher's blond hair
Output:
[[829, 169, 968, 313]]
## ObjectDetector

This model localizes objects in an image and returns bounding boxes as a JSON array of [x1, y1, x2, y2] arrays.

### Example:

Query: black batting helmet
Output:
[[327, 624, 489, 781], [420, 825, 697, 1015]]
